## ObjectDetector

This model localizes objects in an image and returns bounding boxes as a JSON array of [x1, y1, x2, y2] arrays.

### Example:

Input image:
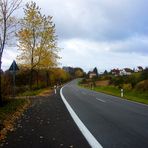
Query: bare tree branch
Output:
[[0, 0, 22, 104]]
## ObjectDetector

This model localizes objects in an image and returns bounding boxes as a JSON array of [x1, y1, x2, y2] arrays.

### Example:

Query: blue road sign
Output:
[[9, 60, 19, 71]]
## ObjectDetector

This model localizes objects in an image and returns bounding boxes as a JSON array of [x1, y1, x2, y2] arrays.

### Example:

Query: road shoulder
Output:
[[1, 89, 90, 148]]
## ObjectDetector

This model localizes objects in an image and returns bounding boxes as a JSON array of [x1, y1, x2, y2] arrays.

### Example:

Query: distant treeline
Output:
[[1, 66, 85, 99], [1, 68, 69, 99]]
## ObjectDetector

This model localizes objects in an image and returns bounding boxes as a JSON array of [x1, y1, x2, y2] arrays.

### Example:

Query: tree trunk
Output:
[[46, 70, 49, 87], [0, 56, 3, 106]]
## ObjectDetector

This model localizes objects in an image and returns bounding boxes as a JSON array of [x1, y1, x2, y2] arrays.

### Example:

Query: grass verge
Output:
[[0, 87, 52, 142], [80, 84, 148, 105], [18, 87, 52, 97]]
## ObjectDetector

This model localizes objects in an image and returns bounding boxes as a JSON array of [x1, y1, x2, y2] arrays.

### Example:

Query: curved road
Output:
[[62, 80, 148, 148]]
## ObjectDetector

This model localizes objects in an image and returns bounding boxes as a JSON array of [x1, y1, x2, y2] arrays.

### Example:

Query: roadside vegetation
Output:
[[0, 2, 86, 136], [0, 98, 30, 141], [0, 99, 27, 124], [0, 1, 73, 100], [0, 99, 25, 132], [0, 0, 75, 138], [80, 67, 148, 105]]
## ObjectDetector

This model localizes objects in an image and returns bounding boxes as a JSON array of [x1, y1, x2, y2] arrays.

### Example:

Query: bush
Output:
[[99, 75, 112, 81], [110, 75, 138, 88], [15, 86, 29, 94], [32, 82, 46, 90], [123, 84, 132, 90], [135, 80, 148, 92], [110, 76, 124, 86], [80, 78, 87, 84], [140, 68, 148, 80], [1, 73, 13, 99]]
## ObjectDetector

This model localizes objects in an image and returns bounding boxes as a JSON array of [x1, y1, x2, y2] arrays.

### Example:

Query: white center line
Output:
[[96, 98, 106, 103]]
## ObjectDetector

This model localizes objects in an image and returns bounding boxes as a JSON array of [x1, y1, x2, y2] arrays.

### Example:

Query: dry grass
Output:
[[0, 99, 30, 141], [38, 89, 53, 96], [95, 80, 110, 86]]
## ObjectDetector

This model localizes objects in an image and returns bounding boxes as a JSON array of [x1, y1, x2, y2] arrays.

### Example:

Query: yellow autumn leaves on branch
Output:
[[16, 1, 59, 70], [16, 1, 60, 88]]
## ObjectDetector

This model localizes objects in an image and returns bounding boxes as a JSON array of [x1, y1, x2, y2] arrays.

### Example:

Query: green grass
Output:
[[80, 84, 148, 105], [19, 89, 43, 96], [132, 72, 141, 78], [0, 99, 27, 122], [94, 86, 121, 97], [124, 90, 148, 104]]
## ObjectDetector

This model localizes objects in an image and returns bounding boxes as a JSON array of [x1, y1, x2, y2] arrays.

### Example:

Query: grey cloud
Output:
[[34, 0, 148, 42], [110, 35, 148, 54], [2, 0, 148, 70]]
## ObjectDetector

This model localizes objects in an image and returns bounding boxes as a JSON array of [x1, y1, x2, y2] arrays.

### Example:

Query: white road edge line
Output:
[[96, 98, 106, 103], [60, 86, 103, 148]]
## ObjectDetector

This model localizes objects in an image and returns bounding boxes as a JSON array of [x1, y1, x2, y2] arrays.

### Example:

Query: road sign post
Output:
[[9, 60, 19, 98], [13, 71, 16, 98]]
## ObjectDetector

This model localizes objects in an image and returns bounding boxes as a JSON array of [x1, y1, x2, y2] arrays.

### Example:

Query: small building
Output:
[[137, 66, 143, 72], [134, 66, 143, 72], [120, 68, 132, 76], [111, 69, 120, 76], [88, 71, 97, 79], [111, 68, 132, 76]]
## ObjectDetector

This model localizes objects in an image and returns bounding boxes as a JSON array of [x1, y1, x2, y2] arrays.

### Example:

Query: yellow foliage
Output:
[[16, 1, 59, 70]]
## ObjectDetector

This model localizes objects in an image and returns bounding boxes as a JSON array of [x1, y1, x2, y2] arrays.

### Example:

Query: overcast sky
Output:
[[2, 0, 148, 72]]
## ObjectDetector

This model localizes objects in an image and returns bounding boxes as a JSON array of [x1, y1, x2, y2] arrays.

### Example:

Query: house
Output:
[[111, 69, 120, 76], [120, 68, 132, 76], [134, 66, 143, 72], [111, 68, 132, 76], [137, 66, 143, 72], [88, 71, 97, 79]]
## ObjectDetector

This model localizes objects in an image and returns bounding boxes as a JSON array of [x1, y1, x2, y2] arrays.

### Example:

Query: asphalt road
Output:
[[62, 79, 148, 148]]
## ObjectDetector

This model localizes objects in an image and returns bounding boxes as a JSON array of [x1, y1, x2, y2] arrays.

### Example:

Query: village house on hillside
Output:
[[111, 68, 133, 76], [88, 71, 97, 79], [88, 67, 99, 79], [111, 69, 120, 76], [134, 66, 144, 72], [120, 68, 132, 76]]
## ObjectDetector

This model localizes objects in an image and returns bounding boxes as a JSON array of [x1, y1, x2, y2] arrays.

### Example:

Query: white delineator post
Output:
[[121, 89, 124, 97], [54, 85, 57, 94]]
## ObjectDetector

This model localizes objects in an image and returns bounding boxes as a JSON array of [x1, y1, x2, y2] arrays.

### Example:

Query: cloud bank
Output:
[[2, 0, 148, 71]]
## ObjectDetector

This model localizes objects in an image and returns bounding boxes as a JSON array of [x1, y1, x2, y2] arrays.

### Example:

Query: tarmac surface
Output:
[[62, 80, 148, 148]]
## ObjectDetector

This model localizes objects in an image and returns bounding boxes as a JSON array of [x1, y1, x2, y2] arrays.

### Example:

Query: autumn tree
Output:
[[48, 68, 70, 86], [17, 1, 58, 89], [74, 68, 84, 78], [0, 0, 22, 105]]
